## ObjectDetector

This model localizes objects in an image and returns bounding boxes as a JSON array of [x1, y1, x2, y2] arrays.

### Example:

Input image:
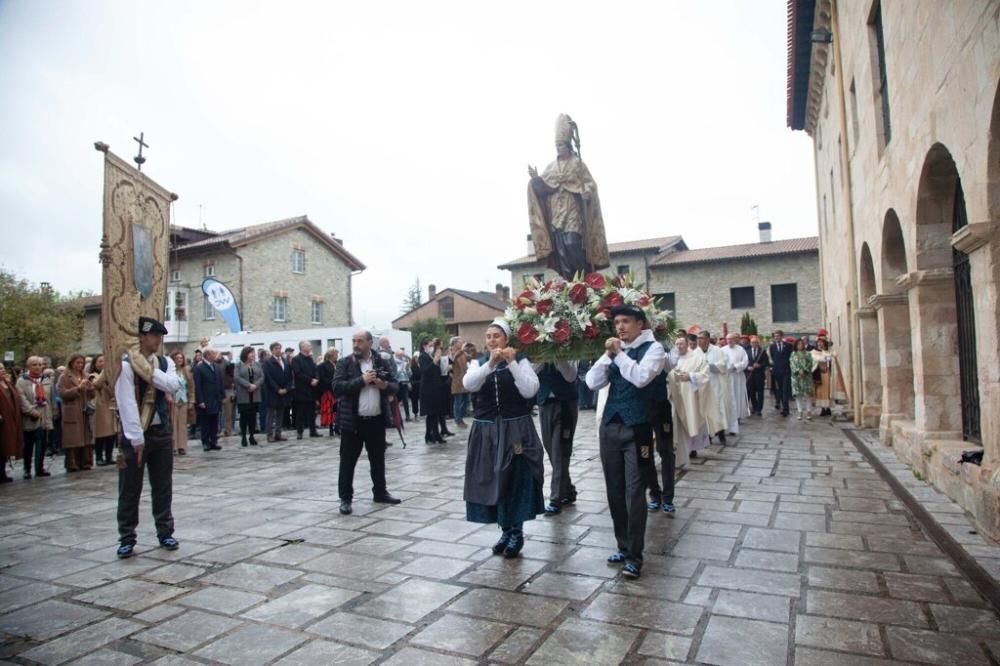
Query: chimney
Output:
[[495, 283, 505, 300], [526, 233, 534, 255], [758, 221, 772, 243], [503, 286, 510, 301], [428, 284, 436, 300]]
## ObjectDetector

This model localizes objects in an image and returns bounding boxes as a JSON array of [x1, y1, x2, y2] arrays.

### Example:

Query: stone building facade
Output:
[[499, 232, 821, 339], [77, 216, 365, 357], [393, 285, 508, 343], [787, 1, 1000, 535], [648, 237, 821, 337]]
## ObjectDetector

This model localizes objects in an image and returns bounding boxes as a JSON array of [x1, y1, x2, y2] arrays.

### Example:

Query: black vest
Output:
[[134, 355, 170, 428], [472, 354, 532, 420]]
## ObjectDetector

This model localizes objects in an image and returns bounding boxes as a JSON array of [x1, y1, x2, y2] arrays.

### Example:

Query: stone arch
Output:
[[877, 210, 915, 440], [910, 142, 975, 438], [858, 242, 882, 427], [880, 209, 907, 291], [987, 79, 1000, 221]]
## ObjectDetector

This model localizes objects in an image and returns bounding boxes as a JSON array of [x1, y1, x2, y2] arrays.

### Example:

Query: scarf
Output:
[[25, 371, 47, 406]]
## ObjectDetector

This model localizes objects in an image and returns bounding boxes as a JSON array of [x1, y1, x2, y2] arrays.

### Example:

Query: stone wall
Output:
[[647, 252, 822, 337], [79, 309, 101, 355], [800, 1, 1000, 536]]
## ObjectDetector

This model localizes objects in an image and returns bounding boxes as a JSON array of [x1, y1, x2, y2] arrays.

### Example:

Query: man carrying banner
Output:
[[114, 316, 181, 558]]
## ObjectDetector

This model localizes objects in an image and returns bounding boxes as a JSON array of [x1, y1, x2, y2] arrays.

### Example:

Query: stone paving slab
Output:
[[2, 411, 1000, 663]]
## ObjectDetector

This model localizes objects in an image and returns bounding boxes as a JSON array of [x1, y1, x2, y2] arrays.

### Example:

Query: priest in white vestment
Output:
[[668, 335, 710, 467], [721, 332, 750, 434], [695, 331, 730, 443]]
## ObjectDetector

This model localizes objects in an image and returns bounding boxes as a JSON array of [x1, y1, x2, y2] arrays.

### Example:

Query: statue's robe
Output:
[[527, 154, 609, 277]]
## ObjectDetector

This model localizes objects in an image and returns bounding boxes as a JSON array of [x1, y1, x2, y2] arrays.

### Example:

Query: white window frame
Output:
[[311, 301, 322, 325], [292, 249, 306, 274], [273, 296, 288, 322], [204, 263, 216, 277], [203, 296, 215, 321], [169, 269, 180, 282]]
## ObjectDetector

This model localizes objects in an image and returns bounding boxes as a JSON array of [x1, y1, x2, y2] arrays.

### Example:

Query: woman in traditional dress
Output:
[[0, 366, 22, 482], [58, 353, 94, 471], [810, 332, 845, 417], [170, 351, 195, 455], [90, 354, 117, 466], [234, 346, 263, 447], [790, 338, 816, 421], [463, 320, 544, 558], [317, 348, 339, 437]]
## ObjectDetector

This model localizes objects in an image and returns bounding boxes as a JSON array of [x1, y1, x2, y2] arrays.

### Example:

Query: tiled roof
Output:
[[652, 237, 819, 266], [70, 295, 103, 310], [498, 236, 685, 269], [450, 289, 507, 311], [787, 0, 816, 130], [176, 215, 365, 271]]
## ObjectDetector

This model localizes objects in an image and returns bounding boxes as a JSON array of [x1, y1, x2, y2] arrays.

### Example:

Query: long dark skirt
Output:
[[464, 415, 545, 527]]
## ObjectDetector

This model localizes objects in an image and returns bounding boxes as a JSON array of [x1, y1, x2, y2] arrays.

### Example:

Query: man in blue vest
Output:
[[533, 361, 579, 514], [114, 316, 181, 559], [585, 304, 666, 579]]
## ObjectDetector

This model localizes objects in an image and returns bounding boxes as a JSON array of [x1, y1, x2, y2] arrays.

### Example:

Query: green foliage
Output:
[[407, 318, 449, 351], [0, 270, 89, 364], [400, 277, 423, 315], [739, 312, 758, 336]]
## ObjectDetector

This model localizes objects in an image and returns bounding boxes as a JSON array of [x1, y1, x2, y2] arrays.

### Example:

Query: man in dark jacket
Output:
[[263, 342, 293, 442], [193, 348, 224, 451], [768, 330, 793, 417], [333, 329, 401, 515], [746, 335, 769, 415], [291, 341, 320, 439]]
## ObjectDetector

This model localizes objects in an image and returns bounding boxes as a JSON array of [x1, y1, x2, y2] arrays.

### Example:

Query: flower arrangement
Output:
[[503, 271, 676, 362]]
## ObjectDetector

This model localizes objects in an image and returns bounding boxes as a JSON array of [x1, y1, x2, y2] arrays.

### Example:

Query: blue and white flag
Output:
[[201, 278, 242, 333]]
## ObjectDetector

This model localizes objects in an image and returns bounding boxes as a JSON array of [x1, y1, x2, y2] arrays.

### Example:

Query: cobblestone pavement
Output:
[[2, 409, 999, 665]]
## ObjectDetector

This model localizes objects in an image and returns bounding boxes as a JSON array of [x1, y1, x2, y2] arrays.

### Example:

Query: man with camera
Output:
[[334, 329, 402, 515]]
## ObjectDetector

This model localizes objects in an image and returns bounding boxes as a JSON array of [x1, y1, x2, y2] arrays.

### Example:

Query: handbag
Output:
[[812, 366, 822, 383]]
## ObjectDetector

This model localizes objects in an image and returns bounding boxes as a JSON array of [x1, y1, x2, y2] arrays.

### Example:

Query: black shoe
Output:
[[441, 430, 455, 437], [0, 475, 12, 483], [503, 534, 524, 559], [309, 430, 321, 438], [544, 502, 561, 515], [781, 411, 789, 417], [249, 437, 258, 446], [690, 451, 698, 458], [296, 432, 303, 440], [37, 470, 51, 477], [210, 445, 222, 451], [116, 543, 135, 559], [607, 551, 626, 564], [492, 533, 511, 555], [717, 431, 727, 445], [23, 472, 31, 480], [159, 537, 179, 550], [339, 500, 352, 515], [622, 562, 641, 579], [373, 494, 401, 504], [562, 492, 577, 505], [241, 439, 248, 447]]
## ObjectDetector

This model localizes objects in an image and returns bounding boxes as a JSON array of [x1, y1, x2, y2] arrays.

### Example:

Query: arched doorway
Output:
[[877, 210, 915, 441], [858, 243, 882, 427], [912, 144, 978, 440]]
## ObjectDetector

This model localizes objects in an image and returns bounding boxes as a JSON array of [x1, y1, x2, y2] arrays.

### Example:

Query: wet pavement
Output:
[[1, 408, 999, 665]]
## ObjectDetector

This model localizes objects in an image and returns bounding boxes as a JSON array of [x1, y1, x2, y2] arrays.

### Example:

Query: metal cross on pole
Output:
[[133, 132, 148, 171]]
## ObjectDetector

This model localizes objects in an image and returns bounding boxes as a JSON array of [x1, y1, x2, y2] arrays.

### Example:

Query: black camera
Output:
[[375, 368, 394, 382]]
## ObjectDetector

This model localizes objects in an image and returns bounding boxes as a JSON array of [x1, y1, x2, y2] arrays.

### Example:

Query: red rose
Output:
[[602, 292, 624, 308], [552, 320, 571, 343], [584, 273, 606, 289], [517, 322, 538, 345], [514, 289, 534, 310], [637, 295, 652, 307], [584, 323, 601, 338], [568, 283, 588, 304], [536, 299, 554, 315]]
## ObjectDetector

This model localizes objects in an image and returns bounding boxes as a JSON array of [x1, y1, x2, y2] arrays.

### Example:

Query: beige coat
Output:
[[16, 372, 54, 431], [91, 371, 117, 439], [58, 371, 93, 448], [450, 351, 469, 394]]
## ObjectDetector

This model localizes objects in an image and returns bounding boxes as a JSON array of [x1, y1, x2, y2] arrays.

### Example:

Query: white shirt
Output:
[[463, 356, 539, 399], [115, 354, 181, 447], [357, 355, 381, 417], [585, 329, 666, 391]]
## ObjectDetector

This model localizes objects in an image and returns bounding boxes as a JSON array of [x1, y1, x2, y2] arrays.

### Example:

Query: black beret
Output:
[[609, 304, 646, 322], [138, 316, 168, 335]]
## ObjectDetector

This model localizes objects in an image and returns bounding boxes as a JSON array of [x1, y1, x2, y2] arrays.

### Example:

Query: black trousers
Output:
[[397, 383, 411, 418], [425, 414, 441, 441], [539, 399, 578, 502], [117, 425, 174, 545], [294, 400, 316, 434], [338, 417, 388, 501], [95, 435, 116, 462], [645, 402, 675, 505], [198, 412, 219, 449], [238, 403, 259, 439], [23, 428, 48, 474], [773, 372, 791, 414], [410, 382, 420, 416], [748, 375, 765, 414], [599, 420, 650, 569]]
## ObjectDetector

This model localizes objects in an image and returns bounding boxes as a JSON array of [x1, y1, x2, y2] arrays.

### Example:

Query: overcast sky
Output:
[[0, 0, 816, 328]]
